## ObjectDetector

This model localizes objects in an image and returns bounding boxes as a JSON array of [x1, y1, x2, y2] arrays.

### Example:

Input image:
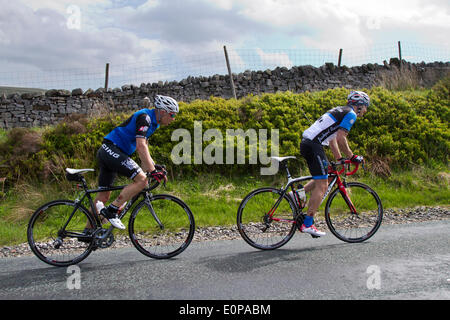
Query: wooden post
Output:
[[338, 48, 343, 67], [398, 41, 402, 68], [105, 63, 110, 90], [223, 46, 237, 99]]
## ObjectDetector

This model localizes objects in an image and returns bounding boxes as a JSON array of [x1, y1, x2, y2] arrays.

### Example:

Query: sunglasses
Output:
[[169, 113, 176, 118]]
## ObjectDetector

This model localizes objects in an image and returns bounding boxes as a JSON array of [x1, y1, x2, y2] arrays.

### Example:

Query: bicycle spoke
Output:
[[237, 188, 297, 250], [129, 195, 195, 259], [325, 182, 383, 243], [27, 201, 95, 266]]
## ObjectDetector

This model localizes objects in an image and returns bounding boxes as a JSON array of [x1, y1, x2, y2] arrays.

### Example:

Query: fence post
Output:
[[223, 46, 237, 99], [105, 63, 110, 90], [338, 49, 343, 67], [398, 41, 402, 68]]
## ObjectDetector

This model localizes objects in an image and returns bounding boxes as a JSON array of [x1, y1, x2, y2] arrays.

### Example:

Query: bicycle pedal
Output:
[[311, 235, 320, 239]]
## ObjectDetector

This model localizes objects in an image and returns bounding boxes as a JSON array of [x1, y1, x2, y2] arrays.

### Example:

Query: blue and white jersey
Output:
[[302, 106, 357, 146], [104, 109, 159, 156]]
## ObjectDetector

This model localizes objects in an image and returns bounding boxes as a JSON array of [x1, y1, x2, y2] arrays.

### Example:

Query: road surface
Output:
[[0, 220, 449, 301]]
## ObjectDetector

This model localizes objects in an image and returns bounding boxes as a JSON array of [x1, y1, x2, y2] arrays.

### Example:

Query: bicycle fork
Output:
[[338, 184, 357, 214], [330, 177, 358, 215], [144, 193, 164, 230]]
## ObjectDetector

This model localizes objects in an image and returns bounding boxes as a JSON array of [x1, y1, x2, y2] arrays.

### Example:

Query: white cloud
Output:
[[256, 48, 293, 69], [209, 0, 234, 11], [24, 0, 112, 13], [0, 0, 448, 89], [136, 0, 159, 10], [221, 0, 450, 50], [0, 1, 153, 69]]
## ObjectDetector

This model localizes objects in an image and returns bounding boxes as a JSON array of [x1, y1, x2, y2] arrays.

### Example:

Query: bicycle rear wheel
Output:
[[128, 194, 195, 259], [27, 200, 96, 267], [325, 182, 383, 243], [237, 187, 297, 250]]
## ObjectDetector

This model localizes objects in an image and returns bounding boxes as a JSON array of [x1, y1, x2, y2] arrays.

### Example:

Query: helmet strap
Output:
[[155, 108, 162, 124], [349, 103, 362, 116], [355, 105, 364, 117]]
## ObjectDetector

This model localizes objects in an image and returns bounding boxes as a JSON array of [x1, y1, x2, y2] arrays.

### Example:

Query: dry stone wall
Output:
[[1, 59, 448, 129]]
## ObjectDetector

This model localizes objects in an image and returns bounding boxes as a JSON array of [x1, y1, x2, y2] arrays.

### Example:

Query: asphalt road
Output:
[[0, 220, 449, 300]]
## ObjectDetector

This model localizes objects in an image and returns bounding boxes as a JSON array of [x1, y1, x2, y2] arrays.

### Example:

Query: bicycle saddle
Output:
[[270, 156, 296, 164], [65, 168, 95, 175]]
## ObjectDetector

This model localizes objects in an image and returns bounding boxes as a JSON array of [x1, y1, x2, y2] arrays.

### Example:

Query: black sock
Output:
[[102, 204, 119, 219]]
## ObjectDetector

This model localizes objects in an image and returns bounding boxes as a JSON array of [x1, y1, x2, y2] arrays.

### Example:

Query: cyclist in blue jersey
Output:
[[298, 91, 369, 237], [89, 95, 179, 230]]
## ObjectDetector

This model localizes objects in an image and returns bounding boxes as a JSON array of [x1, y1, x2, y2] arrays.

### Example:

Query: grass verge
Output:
[[0, 167, 449, 247]]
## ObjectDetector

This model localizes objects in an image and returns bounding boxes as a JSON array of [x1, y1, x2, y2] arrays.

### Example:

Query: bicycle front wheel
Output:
[[128, 194, 195, 259], [325, 182, 383, 243], [27, 200, 96, 267], [237, 187, 297, 250]]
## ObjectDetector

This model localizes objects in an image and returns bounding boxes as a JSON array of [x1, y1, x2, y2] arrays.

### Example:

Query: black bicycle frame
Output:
[[266, 162, 313, 218], [60, 176, 159, 234]]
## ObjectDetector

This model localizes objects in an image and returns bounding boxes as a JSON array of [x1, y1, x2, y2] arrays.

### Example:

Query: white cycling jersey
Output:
[[303, 106, 357, 146]]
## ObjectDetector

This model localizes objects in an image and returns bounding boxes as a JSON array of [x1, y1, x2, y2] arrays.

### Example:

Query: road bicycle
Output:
[[27, 165, 195, 267], [237, 156, 383, 250]]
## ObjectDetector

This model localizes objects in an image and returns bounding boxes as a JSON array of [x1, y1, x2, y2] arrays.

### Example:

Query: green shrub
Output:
[[432, 74, 450, 101], [0, 87, 448, 186]]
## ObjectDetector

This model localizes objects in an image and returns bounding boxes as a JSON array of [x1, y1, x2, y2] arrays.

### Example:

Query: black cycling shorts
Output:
[[300, 138, 329, 180], [97, 139, 143, 189]]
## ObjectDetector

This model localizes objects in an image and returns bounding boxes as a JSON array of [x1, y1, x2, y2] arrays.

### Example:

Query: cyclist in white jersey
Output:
[[298, 91, 369, 237]]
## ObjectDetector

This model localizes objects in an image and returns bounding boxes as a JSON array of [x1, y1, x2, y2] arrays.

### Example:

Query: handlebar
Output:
[[328, 159, 363, 176], [145, 178, 161, 191], [145, 164, 168, 190]]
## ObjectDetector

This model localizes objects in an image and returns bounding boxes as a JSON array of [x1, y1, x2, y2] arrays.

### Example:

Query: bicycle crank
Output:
[[93, 228, 115, 249], [295, 213, 306, 227]]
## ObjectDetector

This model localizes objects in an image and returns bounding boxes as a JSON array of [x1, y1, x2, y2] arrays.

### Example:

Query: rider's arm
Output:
[[335, 110, 357, 159], [136, 138, 156, 173], [328, 137, 342, 160], [335, 129, 353, 159], [134, 113, 156, 173]]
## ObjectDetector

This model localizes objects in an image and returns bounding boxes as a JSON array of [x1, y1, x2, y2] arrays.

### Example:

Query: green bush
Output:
[[0, 87, 448, 186]]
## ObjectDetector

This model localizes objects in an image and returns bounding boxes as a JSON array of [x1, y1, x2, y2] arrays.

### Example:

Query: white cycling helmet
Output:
[[347, 91, 370, 108], [154, 95, 179, 113]]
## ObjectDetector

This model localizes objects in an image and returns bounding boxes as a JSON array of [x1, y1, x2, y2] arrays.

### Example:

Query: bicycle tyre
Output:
[[325, 182, 383, 243], [128, 194, 195, 259], [237, 187, 297, 250], [27, 200, 96, 267]]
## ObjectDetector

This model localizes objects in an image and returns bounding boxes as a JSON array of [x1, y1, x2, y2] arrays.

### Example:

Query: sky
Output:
[[0, 0, 449, 90]]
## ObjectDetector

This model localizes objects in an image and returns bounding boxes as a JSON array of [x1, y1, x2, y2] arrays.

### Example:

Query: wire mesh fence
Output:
[[0, 42, 448, 92]]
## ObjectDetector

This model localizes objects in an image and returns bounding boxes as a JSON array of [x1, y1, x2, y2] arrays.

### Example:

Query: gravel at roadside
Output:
[[1, 205, 448, 258]]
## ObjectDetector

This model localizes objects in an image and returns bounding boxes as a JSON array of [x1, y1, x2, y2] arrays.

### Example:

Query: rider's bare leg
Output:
[[306, 179, 328, 217], [109, 172, 148, 209]]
